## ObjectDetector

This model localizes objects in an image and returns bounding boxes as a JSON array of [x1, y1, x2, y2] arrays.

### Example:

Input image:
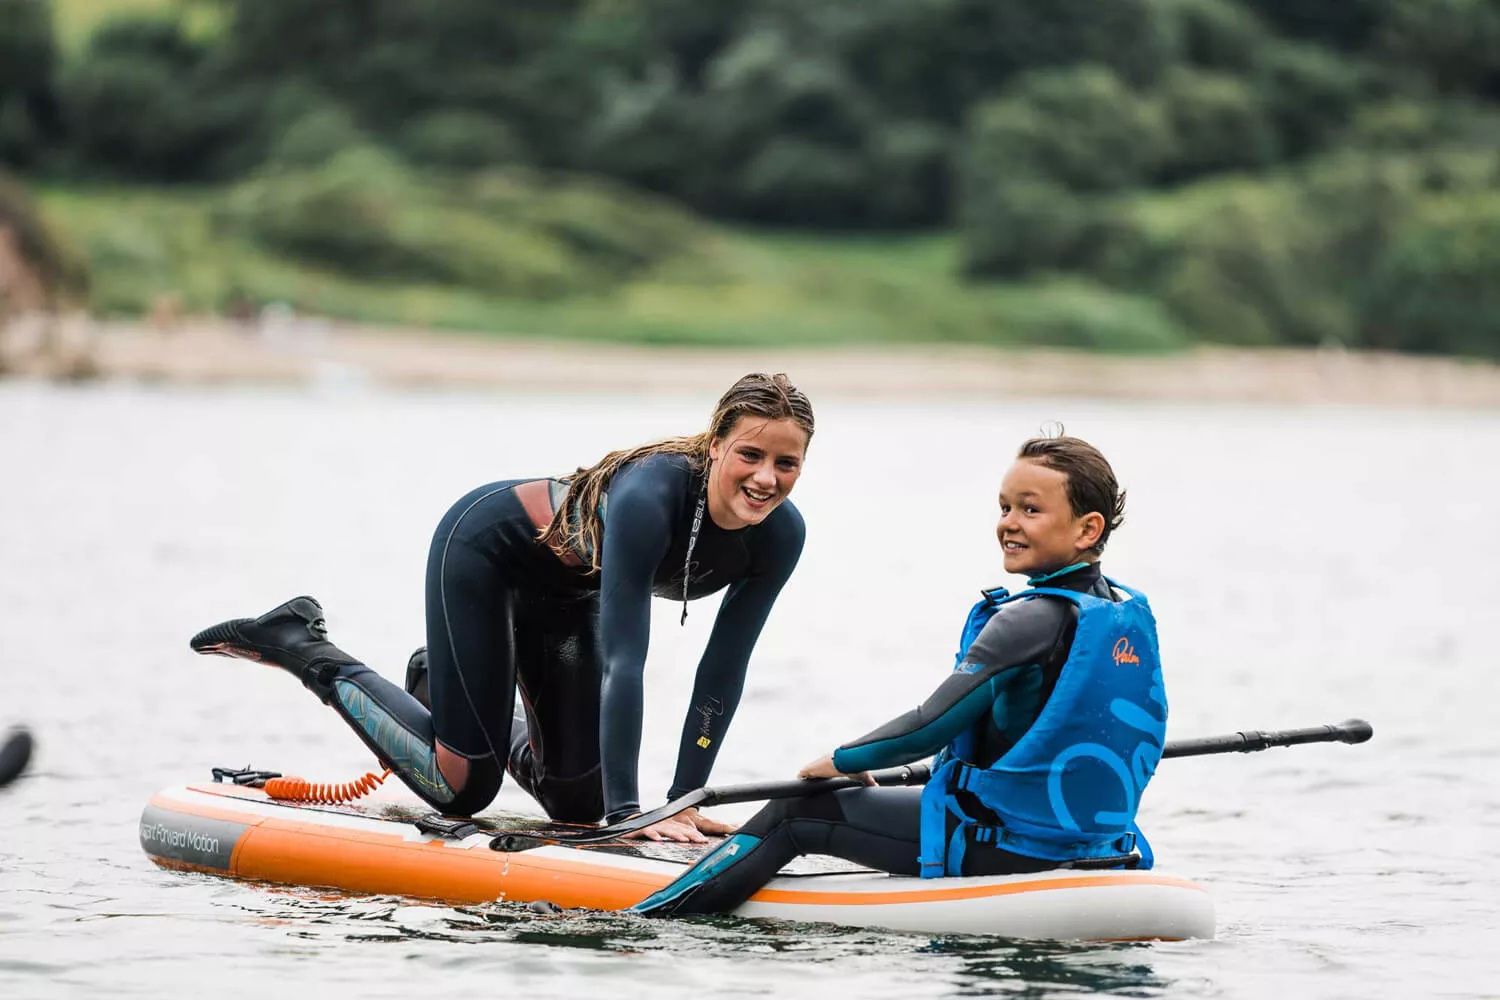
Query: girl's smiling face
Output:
[[996, 458, 1105, 577], [707, 416, 808, 529]]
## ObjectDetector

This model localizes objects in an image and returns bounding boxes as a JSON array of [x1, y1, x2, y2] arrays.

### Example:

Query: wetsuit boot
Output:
[[192, 599, 477, 812], [632, 833, 766, 916], [189, 596, 359, 703]]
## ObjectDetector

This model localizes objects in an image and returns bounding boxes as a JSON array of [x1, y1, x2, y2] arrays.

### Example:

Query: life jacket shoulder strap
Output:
[[954, 586, 1011, 664]]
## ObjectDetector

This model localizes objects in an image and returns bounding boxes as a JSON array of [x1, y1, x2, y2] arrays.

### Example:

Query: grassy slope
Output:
[[36, 185, 1187, 351]]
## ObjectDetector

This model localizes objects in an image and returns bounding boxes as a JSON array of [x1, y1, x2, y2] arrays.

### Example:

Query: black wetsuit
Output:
[[330, 453, 804, 822], [637, 563, 1114, 916]]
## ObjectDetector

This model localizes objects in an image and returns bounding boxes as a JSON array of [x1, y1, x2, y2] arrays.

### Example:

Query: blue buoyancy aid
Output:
[[919, 579, 1167, 877]]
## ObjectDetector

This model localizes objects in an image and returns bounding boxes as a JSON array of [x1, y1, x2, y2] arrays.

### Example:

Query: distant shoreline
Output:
[[3, 315, 1499, 407]]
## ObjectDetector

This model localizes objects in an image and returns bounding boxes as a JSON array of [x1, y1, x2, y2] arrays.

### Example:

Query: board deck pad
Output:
[[206, 782, 873, 876]]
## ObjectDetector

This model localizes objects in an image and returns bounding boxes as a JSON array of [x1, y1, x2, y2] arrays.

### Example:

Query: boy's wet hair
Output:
[[1017, 430, 1126, 554]]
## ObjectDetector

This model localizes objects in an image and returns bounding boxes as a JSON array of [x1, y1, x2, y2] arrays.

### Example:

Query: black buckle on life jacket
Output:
[[978, 585, 1011, 605], [210, 766, 283, 787], [413, 813, 480, 840]]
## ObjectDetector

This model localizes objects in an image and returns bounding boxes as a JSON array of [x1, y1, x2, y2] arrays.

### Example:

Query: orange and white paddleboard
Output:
[[140, 779, 1216, 940]]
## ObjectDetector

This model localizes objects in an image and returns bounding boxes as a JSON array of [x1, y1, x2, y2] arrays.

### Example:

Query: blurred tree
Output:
[[964, 67, 1170, 195], [1155, 185, 1355, 346], [1361, 193, 1500, 357], [1347, 97, 1500, 152], [1378, 0, 1500, 98], [271, 105, 368, 169], [847, 0, 1168, 123], [1157, 68, 1279, 181], [215, 0, 587, 158], [0, 0, 60, 168], [738, 138, 869, 224], [1240, 0, 1390, 50], [398, 111, 530, 171], [1254, 42, 1366, 158], [580, 15, 891, 224], [59, 13, 246, 178], [863, 119, 952, 226], [959, 179, 1089, 277], [1153, 0, 1269, 73], [616, 0, 760, 85]]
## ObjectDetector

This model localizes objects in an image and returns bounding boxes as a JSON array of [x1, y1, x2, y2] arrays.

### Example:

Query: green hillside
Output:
[[36, 175, 1185, 350], [5, 0, 1500, 356]]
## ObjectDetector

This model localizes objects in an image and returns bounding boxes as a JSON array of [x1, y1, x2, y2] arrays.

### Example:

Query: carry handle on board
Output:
[[489, 718, 1373, 851]]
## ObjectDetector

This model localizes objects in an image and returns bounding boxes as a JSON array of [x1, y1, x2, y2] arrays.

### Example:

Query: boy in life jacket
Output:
[[635, 433, 1167, 916]]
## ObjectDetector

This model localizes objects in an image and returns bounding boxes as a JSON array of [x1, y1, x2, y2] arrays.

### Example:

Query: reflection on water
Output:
[[215, 885, 1181, 999], [928, 938, 1166, 998], [237, 888, 1175, 998], [2, 382, 1499, 999]]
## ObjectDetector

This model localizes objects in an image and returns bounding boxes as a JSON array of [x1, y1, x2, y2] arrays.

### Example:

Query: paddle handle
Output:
[[1161, 718, 1373, 759]]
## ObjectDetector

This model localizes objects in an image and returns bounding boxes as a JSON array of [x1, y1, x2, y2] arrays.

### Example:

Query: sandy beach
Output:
[[3, 313, 1499, 406]]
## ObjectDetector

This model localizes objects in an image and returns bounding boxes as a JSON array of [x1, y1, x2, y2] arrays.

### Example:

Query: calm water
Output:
[[1, 380, 1497, 999]]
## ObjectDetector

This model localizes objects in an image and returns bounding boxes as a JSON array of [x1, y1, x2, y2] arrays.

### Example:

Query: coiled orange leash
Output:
[[264, 768, 392, 804]]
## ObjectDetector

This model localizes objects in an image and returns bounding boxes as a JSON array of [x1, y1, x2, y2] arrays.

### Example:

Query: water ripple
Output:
[[3, 384, 1498, 1000]]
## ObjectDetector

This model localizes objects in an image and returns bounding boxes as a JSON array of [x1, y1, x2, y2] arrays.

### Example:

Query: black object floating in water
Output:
[[0, 727, 34, 788]]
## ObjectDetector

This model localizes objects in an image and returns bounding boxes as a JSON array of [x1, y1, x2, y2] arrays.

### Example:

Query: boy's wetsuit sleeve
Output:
[[597, 460, 684, 823], [830, 597, 1075, 775], [666, 502, 805, 801]]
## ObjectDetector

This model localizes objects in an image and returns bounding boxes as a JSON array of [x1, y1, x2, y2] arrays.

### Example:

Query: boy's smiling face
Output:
[[996, 458, 1104, 577]]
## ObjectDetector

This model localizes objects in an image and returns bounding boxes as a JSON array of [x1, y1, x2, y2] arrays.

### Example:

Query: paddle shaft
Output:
[[697, 761, 932, 808], [490, 762, 932, 849], [1160, 718, 1372, 759], [490, 718, 1372, 848]]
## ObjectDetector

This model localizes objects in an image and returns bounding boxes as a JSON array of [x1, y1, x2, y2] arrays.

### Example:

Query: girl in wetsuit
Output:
[[635, 433, 1168, 914], [191, 373, 814, 843]]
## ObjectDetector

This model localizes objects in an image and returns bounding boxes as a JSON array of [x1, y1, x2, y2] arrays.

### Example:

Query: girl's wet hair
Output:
[[539, 373, 814, 573], [1017, 430, 1126, 554]]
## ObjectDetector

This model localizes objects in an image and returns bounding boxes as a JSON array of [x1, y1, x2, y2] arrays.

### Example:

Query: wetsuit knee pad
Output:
[[441, 753, 503, 818], [532, 767, 604, 825], [499, 710, 601, 823]]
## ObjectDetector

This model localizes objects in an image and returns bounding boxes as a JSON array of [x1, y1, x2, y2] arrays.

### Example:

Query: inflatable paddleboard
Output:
[[140, 775, 1215, 940]]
